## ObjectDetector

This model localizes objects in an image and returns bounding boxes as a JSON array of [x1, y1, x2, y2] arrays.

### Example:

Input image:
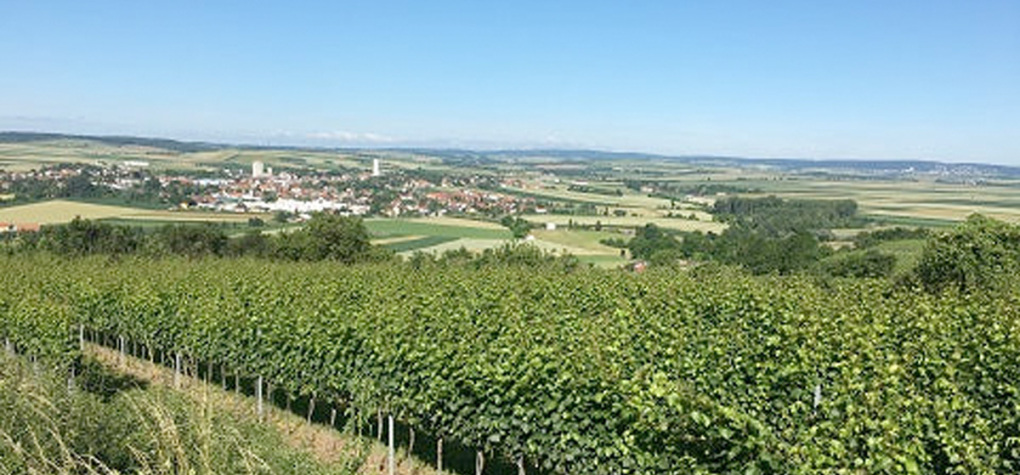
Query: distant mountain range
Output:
[[3, 131, 1018, 178]]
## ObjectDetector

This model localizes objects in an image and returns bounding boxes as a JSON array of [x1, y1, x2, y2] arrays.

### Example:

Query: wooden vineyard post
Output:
[[517, 454, 526, 475], [408, 426, 415, 459], [437, 437, 443, 473], [257, 375, 264, 422], [358, 408, 365, 438], [475, 450, 485, 475], [174, 352, 182, 389], [814, 383, 823, 412], [67, 327, 76, 390], [267, 383, 274, 410], [388, 414, 395, 475]]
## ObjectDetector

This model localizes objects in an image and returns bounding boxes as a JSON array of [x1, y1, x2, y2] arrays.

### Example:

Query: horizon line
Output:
[[0, 129, 1015, 170]]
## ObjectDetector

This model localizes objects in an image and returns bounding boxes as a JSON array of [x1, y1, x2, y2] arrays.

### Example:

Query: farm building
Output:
[[0, 222, 40, 233]]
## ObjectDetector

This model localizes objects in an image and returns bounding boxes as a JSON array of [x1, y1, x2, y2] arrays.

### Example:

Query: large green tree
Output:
[[275, 213, 376, 263], [628, 223, 680, 260], [914, 214, 1020, 292]]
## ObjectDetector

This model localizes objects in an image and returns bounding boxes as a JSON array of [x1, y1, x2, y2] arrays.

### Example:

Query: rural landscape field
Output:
[[3, 133, 1020, 474], [3, 1, 1019, 474]]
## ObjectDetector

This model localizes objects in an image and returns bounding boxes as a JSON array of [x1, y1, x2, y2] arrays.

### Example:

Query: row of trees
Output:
[[628, 212, 1020, 292], [628, 224, 833, 275], [0, 166, 208, 209], [626, 196, 898, 276], [713, 195, 861, 236], [8, 214, 387, 263], [6, 213, 587, 272]]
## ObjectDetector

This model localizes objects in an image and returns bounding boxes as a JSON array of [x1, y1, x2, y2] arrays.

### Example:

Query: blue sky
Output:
[[1, 1, 1018, 163]]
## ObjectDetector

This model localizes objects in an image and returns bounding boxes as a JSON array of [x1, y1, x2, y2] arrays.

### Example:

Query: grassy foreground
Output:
[[0, 351, 367, 475]]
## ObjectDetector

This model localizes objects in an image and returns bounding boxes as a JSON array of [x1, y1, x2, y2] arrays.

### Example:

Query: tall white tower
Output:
[[372, 158, 381, 177], [252, 161, 265, 178]]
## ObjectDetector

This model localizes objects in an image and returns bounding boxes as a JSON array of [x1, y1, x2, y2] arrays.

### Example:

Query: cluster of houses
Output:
[[183, 161, 535, 218], [0, 222, 39, 234], [2, 158, 540, 223]]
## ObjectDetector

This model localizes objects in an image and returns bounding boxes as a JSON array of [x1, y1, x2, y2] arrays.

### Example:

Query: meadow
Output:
[[0, 137, 371, 173], [0, 199, 259, 225], [0, 200, 151, 224], [656, 171, 1020, 224], [519, 213, 726, 233], [6, 137, 1020, 266], [364, 217, 631, 266]]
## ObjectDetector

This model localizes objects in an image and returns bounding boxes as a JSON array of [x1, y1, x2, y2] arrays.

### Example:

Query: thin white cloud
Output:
[[305, 130, 397, 144]]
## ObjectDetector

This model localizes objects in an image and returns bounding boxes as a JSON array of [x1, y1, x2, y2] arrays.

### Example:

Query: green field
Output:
[[504, 184, 699, 211], [0, 200, 149, 224], [365, 218, 512, 240], [530, 228, 625, 254], [864, 214, 959, 228], [0, 139, 375, 174], [520, 213, 727, 233], [380, 235, 459, 252], [365, 217, 632, 262], [7, 137, 1020, 259], [0, 139, 194, 171], [399, 237, 507, 255], [665, 175, 1020, 225], [366, 217, 518, 255], [0, 199, 265, 226], [574, 253, 629, 268]]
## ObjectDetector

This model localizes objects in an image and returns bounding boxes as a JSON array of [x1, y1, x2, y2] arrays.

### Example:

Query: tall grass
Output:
[[0, 353, 364, 474]]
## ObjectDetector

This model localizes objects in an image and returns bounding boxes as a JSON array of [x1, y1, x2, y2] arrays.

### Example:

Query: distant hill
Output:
[[0, 131, 221, 153], [746, 157, 1020, 177], [462, 149, 1020, 177], [417, 149, 1020, 178], [3, 130, 1018, 178]]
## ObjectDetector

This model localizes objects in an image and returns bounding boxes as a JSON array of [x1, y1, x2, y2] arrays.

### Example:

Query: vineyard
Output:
[[2, 256, 1019, 473]]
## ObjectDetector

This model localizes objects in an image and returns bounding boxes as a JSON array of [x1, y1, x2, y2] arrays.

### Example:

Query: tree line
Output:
[[713, 195, 861, 236], [5, 214, 388, 263], [3, 213, 585, 272], [628, 210, 1020, 293]]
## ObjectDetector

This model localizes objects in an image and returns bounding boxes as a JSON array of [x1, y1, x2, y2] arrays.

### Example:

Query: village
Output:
[[0, 157, 544, 231]]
